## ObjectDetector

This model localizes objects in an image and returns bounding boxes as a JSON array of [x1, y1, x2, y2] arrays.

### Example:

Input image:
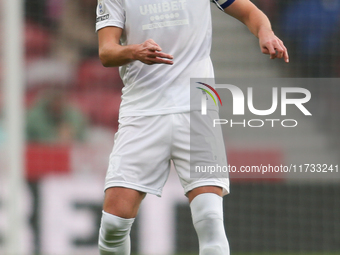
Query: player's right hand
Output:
[[133, 39, 174, 65]]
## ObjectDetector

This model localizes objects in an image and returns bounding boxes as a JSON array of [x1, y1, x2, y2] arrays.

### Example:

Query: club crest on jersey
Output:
[[98, 0, 106, 15]]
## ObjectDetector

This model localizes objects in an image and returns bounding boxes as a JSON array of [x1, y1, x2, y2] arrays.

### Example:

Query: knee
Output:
[[190, 193, 230, 255], [99, 211, 134, 249], [196, 211, 222, 223], [190, 193, 224, 225]]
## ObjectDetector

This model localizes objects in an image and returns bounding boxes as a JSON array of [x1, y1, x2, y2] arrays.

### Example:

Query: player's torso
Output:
[[117, 0, 215, 116], [120, 0, 211, 49], [128, 0, 189, 32]]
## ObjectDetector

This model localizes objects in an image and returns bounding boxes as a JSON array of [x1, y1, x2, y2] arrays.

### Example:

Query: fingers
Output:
[[265, 43, 277, 60], [262, 37, 289, 63], [148, 44, 162, 52], [147, 51, 173, 60], [145, 51, 174, 65], [279, 40, 289, 63], [274, 40, 287, 61], [156, 52, 173, 59], [145, 57, 174, 65], [145, 39, 162, 52], [141, 39, 174, 65], [147, 44, 162, 52], [146, 38, 159, 47]]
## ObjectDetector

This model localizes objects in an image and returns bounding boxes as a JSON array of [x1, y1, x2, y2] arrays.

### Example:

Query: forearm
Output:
[[224, 0, 289, 62], [99, 37, 173, 67], [224, 0, 273, 38], [99, 43, 138, 67], [243, 6, 273, 38]]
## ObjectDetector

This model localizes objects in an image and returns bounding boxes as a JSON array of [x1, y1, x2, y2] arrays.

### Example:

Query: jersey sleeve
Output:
[[96, 0, 125, 31], [211, 0, 236, 11]]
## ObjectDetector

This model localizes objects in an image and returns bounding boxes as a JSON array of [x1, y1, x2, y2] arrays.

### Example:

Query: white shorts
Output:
[[105, 110, 230, 197]]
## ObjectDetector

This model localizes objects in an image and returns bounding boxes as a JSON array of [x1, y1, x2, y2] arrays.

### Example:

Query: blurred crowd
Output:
[[24, 0, 124, 147], [0, 0, 124, 210], [254, 0, 340, 150], [255, 0, 340, 77]]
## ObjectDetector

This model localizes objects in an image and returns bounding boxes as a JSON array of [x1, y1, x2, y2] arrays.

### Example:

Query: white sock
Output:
[[190, 193, 230, 255], [98, 211, 135, 255]]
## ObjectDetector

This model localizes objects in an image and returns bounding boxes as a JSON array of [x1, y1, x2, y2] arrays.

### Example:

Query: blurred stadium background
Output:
[[0, 0, 339, 254]]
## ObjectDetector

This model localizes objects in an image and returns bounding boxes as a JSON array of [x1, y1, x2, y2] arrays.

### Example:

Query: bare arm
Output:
[[98, 26, 174, 67], [224, 0, 289, 63]]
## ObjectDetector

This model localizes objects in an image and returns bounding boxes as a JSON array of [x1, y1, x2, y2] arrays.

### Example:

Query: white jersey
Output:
[[96, 0, 233, 117]]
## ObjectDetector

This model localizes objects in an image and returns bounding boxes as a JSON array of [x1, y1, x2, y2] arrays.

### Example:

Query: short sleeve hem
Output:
[[96, 20, 124, 32]]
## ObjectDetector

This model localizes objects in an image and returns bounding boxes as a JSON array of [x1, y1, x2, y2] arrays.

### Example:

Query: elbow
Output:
[[99, 49, 111, 67], [99, 46, 115, 67], [100, 58, 111, 68]]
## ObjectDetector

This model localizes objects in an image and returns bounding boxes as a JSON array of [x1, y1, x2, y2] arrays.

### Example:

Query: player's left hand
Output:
[[258, 29, 289, 63]]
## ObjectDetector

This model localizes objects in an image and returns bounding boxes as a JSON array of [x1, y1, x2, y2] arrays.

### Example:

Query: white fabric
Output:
[[105, 111, 230, 196], [98, 211, 135, 255], [96, 0, 216, 117], [190, 193, 230, 255]]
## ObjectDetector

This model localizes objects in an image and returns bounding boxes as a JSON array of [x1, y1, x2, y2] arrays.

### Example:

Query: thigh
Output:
[[187, 186, 223, 203], [105, 115, 172, 197], [172, 110, 230, 196], [103, 187, 146, 218]]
